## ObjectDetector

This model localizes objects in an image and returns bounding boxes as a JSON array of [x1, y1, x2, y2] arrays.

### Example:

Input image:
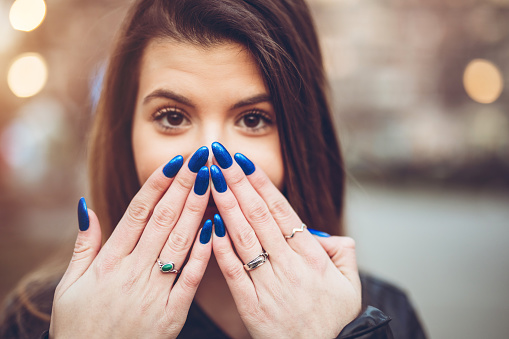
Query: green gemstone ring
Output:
[[157, 259, 179, 273]]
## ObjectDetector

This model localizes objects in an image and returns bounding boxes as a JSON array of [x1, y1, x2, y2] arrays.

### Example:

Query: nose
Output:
[[196, 121, 226, 165]]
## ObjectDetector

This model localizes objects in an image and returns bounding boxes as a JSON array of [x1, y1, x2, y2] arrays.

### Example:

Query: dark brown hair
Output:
[[90, 0, 345, 239], [1, 0, 345, 334]]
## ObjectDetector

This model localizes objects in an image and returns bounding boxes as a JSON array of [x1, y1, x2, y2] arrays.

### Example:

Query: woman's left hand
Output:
[[209, 144, 362, 338]]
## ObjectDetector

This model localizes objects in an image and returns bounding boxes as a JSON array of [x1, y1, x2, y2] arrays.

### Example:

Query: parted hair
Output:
[[0, 0, 345, 335], [90, 0, 345, 240]]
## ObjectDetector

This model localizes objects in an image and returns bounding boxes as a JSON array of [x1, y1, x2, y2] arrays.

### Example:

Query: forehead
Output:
[[138, 38, 265, 91]]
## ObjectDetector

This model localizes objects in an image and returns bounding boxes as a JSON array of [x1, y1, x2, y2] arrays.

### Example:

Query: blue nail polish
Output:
[[163, 155, 184, 178], [234, 153, 255, 175], [78, 197, 89, 231], [188, 146, 209, 173], [211, 142, 232, 169], [194, 166, 209, 195], [210, 165, 227, 193], [308, 228, 330, 237], [214, 214, 225, 237], [200, 219, 213, 244]]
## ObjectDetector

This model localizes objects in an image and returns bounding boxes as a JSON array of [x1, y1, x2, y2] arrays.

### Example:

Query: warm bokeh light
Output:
[[9, 0, 46, 32], [463, 59, 504, 104], [7, 53, 48, 98]]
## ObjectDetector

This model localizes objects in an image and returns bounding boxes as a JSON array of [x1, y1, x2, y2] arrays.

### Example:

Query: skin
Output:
[[132, 39, 284, 196], [49, 40, 361, 339]]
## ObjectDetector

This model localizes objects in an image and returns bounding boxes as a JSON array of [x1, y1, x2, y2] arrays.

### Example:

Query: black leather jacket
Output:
[[337, 273, 427, 338], [1, 272, 426, 339]]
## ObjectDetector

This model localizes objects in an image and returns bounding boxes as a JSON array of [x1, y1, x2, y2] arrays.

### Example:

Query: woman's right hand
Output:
[[49, 147, 212, 339]]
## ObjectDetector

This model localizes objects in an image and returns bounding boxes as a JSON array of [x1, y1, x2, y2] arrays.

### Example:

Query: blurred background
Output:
[[0, 0, 507, 337]]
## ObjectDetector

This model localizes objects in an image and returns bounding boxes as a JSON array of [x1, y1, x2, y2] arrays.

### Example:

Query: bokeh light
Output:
[[463, 59, 504, 104], [7, 53, 48, 98], [9, 0, 46, 32]]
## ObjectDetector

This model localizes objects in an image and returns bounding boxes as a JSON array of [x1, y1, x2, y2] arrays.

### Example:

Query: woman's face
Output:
[[132, 38, 284, 201]]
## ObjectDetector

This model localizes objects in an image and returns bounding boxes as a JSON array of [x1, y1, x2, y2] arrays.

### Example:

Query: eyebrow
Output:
[[143, 89, 271, 110], [143, 89, 195, 107], [230, 93, 272, 110]]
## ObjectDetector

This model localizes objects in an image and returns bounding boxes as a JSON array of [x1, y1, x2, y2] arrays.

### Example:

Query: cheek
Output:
[[242, 144, 284, 190], [132, 122, 180, 185], [263, 160, 284, 190]]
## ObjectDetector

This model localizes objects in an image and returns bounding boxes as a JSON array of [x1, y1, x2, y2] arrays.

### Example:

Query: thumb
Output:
[[56, 197, 102, 296], [314, 235, 360, 283]]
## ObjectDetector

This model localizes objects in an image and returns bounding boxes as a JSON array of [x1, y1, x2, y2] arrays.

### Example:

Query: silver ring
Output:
[[243, 252, 269, 271], [157, 259, 180, 273], [284, 223, 307, 239]]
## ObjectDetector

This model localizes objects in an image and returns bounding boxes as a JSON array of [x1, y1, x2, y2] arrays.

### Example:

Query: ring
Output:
[[243, 252, 269, 271], [284, 223, 307, 239], [157, 259, 180, 273]]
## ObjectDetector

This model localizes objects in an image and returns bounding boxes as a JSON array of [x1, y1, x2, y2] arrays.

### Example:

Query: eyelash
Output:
[[236, 109, 274, 132], [150, 106, 274, 134], [151, 106, 190, 132]]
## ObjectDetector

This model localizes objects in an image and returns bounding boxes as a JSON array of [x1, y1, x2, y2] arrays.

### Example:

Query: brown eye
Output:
[[243, 114, 261, 128], [152, 107, 191, 133], [236, 110, 274, 133], [166, 112, 184, 126]]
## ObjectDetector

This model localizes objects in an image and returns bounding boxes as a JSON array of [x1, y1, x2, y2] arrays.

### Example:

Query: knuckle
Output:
[[250, 171, 269, 189], [152, 206, 178, 231], [281, 265, 301, 288], [223, 262, 245, 282], [121, 269, 140, 295], [220, 196, 238, 213], [341, 236, 356, 249], [180, 270, 202, 293], [167, 229, 193, 253], [236, 228, 259, 252], [228, 170, 246, 187], [247, 202, 271, 224], [185, 199, 205, 216], [71, 237, 92, 262], [213, 242, 232, 257], [269, 198, 293, 220], [94, 254, 121, 278], [266, 283, 285, 305], [147, 176, 168, 192], [174, 174, 195, 192], [304, 252, 327, 271], [127, 200, 152, 224]]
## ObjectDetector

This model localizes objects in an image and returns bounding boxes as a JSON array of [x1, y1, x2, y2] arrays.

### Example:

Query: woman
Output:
[[0, 0, 426, 338]]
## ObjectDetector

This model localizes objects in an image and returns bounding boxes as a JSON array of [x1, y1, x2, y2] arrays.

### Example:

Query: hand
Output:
[[50, 148, 213, 339], [209, 143, 362, 338], [313, 235, 359, 275]]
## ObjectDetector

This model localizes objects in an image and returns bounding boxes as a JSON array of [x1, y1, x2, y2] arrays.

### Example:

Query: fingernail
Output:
[[163, 155, 184, 178], [194, 166, 210, 195], [214, 214, 225, 237], [210, 165, 227, 193], [308, 228, 330, 237], [188, 146, 209, 173], [78, 197, 89, 231], [234, 153, 255, 175], [211, 142, 232, 169], [200, 219, 213, 244]]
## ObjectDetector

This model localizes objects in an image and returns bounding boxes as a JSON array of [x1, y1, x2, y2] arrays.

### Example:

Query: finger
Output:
[[100, 155, 184, 260], [313, 235, 360, 286], [133, 147, 209, 265], [209, 168, 273, 277], [148, 167, 210, 287], [211, 142, 287, 255], [234, 152, 323, 256], [212, 222, 258, 310], [166, 222, 212, 321], [56, 198, 102, 296]]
